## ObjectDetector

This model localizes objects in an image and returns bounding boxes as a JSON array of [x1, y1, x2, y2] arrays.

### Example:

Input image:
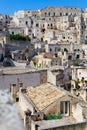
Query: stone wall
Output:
[[0, 69, 48, 90], [32, 120, 87, 130], [0, 71, 41, 89], [19, 92, 35, 115], [72, 103, 84, 122], [47, 70, 56, 85]]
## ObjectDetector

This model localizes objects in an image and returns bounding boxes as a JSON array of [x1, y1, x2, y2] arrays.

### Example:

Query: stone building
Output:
[[18, 83, 87, 130], [32, 53, 53, 68], [41, 6, 82, 17], [71, 65, 87, 81], [6, 6, 87, 44], [47, 67, 64, 86]]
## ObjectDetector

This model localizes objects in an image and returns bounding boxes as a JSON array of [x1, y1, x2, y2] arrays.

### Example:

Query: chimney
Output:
[[10, 83, 16, 101], [24, 110, 32, 129], [35, 124, 39, 130], [18, 82, 23, 91]]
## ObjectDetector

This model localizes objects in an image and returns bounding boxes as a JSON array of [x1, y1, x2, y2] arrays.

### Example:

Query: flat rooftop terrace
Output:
[[35, 117, 87, 130], [0, 67, 47, 75]]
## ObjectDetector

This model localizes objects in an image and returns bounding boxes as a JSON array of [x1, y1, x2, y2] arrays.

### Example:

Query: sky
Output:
[[0, 0, 87, 14]]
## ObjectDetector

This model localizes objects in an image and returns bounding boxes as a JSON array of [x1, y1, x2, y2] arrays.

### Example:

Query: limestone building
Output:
[[18, 83, 87, 130]]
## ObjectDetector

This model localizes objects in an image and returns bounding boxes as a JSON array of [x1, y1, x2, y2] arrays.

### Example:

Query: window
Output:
[[66, 13, 68, 16], [51, 23, 53, 27], [60, 101, 70, 116], [50, 48, 52, 52], [60, 12, 62, 16], [79, 72, 81, 75], [45, 12, 47, 16], [76, 55, 79, 59], [6, 21, 8, 24], [25, 21, 28, 25], [82, 31, 83, 34], [53, 12, 55, 16], [29, 29, 31, 32], [12, 32, 14, 34], [42, 18, 45, 20], [82, 26, 84, 29], [48, 12, 50, 16], [36, 23, 39, 27]]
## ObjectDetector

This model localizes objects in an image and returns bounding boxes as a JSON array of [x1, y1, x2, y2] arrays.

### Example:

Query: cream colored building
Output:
[[17, 83, 87, 130], [7, 6, 87, 44], [32, 53, 52, 68]]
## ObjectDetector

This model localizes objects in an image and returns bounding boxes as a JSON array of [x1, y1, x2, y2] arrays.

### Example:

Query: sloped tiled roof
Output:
[[27, 83, 65, 111]]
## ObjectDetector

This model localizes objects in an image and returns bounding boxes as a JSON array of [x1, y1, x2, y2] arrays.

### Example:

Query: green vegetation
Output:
[[73, 62, 79, 66], [9, 34, 31, 41], [44, 113, 62, 120], [58, 48, 61, 52], [73, 78, 80, 89], [81, 77, 85, 83], [73, 77, 87, 89], [68, 55, 72, 60], [74, 80, 79, 89]]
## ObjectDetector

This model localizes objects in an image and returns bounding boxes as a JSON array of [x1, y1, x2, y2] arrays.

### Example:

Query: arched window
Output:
[[51, 23, 53, 27], [66, 13, 68, 16], [45, 12, 47, 16]]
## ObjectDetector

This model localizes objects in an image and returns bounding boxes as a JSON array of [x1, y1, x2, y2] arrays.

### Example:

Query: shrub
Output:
[[58, 48, 61, 52], [44, 113, 62, 120], [9, 34, 31, 41], [73, 62, 79, 66], [68, 55, 72, 60]]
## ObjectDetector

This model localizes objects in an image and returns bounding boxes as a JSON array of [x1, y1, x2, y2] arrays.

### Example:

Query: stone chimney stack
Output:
[[18, 82, 23, 91], [24, 110, 32, 130], [10, 83, 16, 101], [35, 124, 39, 130]]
